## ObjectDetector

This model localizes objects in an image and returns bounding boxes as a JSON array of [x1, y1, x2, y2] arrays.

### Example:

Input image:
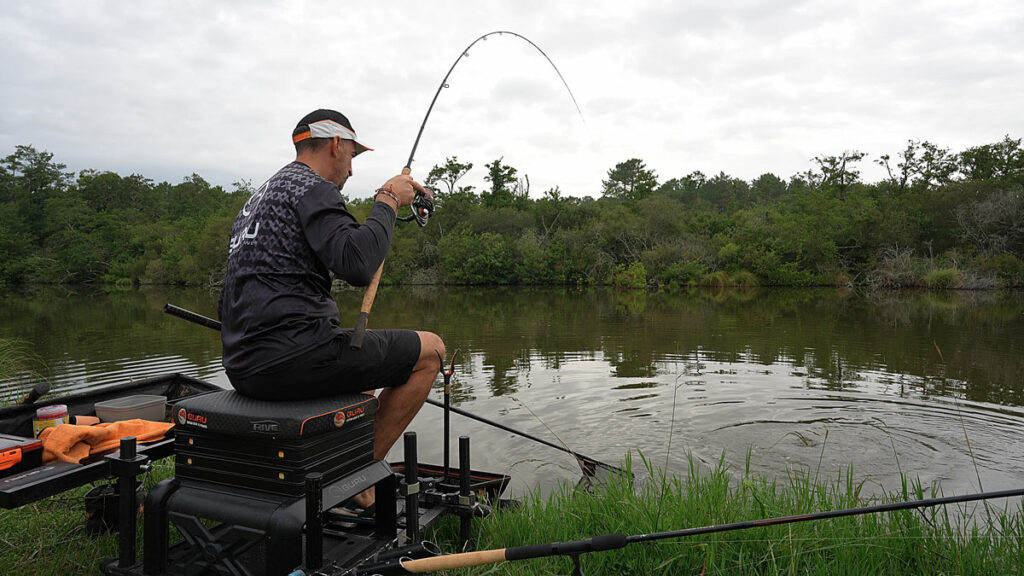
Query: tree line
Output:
[[2, 137, 1022, 289]]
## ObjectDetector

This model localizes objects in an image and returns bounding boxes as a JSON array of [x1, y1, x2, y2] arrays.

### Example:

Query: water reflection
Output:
[[2, 286, 1023, 497]]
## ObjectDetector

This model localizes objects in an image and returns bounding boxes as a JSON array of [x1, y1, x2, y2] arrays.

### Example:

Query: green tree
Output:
[[425, 156, 474, 202], [482, 158, 518, 209], [959, 136, 1024, 184], [1, 145, 73, 242], [602, 158, 658, 201], [811, 150, 866, 199], [750, 173, 787, 203]]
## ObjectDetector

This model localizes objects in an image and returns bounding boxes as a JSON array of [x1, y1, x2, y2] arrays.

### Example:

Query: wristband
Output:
[[374, 188, 400, 207]]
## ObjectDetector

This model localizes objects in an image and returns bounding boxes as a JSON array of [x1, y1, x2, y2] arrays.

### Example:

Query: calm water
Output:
[[2, 286, 1023, 498]]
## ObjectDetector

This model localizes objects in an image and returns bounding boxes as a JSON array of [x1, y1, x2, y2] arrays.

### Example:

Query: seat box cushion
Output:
[[174, 390, 376, 440]]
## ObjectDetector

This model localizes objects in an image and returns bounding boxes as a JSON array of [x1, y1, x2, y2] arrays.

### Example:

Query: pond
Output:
[[2, 285, 1023, 498]]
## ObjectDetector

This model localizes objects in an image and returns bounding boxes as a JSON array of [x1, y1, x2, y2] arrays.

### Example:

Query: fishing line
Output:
[[404, 30, 585, 171], [351, 31, 585, 344], [511, 395, 606, 480]]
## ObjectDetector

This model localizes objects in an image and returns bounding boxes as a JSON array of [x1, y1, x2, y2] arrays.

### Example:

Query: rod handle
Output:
[[401, 548, 507, 572], [351, 262, 384, 351]]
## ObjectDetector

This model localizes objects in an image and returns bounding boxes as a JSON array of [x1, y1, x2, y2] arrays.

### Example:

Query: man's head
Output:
[[292, 109, 373, 188]]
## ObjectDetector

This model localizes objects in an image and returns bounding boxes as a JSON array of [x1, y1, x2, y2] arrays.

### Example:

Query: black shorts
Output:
[[226, 329, 421, 401]]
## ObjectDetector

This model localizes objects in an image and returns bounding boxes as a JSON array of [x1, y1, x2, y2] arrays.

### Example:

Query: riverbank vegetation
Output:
[[1, 455, 1020, 575], [2, 137, 1022, 288], [430, 455, 1023, 575]]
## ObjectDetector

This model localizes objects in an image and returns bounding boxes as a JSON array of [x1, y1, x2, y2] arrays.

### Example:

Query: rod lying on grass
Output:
[[359, 486, 1024, 574]]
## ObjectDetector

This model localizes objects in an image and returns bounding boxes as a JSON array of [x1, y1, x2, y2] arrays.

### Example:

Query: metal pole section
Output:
[[443, 383, 451, 482], [403, 432, 421, 543], [117, 437, 138, 568], [305, 472, 324, 572], [459, 435, 473, 551], [163, 304, 222, 331]]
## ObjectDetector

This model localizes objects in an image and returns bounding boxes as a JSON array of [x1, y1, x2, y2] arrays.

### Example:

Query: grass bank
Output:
[[428, 454, 1024, 575], [0, 459, 174, 574], [1, 456, 1022, 575]]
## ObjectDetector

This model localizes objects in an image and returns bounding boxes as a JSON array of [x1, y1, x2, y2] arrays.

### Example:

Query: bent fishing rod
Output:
[[349, 31, 584, 351], [355, 486, 1024, 575], [162, 304, 618, 476]]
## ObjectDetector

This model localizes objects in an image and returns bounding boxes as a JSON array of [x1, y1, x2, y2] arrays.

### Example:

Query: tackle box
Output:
[[0, 433, 43, 478], [173, 390, 377, 498], [94, 395, 167, 422]]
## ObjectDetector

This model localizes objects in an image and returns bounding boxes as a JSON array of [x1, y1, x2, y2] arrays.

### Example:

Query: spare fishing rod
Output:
[[163, 304, 620, 476], [355, 486, 1024, 575], [350, 30, 584, 350]]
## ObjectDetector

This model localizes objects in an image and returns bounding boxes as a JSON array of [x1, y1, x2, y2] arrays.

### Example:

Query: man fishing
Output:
[[218, 109, 442, 511]]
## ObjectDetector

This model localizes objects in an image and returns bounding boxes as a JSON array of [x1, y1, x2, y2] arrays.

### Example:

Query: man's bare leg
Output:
[[351, 331, 444, 510]]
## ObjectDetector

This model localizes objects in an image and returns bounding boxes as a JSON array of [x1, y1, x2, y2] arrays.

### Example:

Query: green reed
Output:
[[428, 452, 1024, 575], [0, 337, 47, 406]]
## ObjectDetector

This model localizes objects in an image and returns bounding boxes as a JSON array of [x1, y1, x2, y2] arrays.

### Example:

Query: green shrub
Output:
[[438, 231, 517, 284], [731, 270, 758, 288], [612, 261, 647, 289], [924, 268, 962, 289], [979, 252, 1024, 286], [701, 270, 732, 287], [717, 242, 741, 268], [659, 261, 704, 289]]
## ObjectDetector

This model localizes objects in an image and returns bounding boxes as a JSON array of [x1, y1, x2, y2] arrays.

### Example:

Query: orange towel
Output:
[[39, 419, 174, 464]]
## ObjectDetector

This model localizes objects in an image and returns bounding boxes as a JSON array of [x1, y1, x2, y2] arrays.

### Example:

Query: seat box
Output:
[[175, 419, 374, 497], [172, 390, 377, 497]]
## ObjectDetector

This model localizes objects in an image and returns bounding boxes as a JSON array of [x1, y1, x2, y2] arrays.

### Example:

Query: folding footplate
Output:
[[174, 390, 377, 497]]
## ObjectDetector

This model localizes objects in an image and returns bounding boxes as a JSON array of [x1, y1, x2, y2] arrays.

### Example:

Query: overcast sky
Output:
[[2, 1, 1022, 198]]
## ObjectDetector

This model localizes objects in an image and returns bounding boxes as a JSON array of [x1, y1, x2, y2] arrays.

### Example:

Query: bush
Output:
[[867, 247, 922, 288], [612, 261, 647, 289], [438, 231, 516, 284], [659, 261, 704, 290], [717, 242, 741, 268], [701, 270, 732, 287], [978, 252, 1024, 286], [731, 270, 758, 288], [923, 268, 962, 289]]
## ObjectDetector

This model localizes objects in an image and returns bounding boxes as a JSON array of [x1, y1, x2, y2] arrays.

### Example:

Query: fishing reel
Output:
[[397, 188, 435, 227]]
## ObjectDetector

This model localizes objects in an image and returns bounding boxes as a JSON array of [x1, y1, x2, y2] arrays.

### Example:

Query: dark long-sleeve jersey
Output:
[[218, 161, 396, 376]]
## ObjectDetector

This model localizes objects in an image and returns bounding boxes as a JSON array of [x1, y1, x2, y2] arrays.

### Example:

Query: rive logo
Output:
[[251, 420, 280, 434]]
